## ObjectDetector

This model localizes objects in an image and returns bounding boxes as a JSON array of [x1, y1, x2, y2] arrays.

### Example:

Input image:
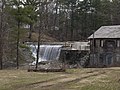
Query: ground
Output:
[[0, 68, 120, 90]]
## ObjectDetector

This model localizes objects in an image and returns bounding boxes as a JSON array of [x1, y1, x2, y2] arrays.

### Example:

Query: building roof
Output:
[[88, 25, 120, 39]]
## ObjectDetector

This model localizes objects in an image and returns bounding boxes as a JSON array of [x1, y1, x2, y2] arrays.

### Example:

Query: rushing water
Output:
[[29, 45, 62, 65]]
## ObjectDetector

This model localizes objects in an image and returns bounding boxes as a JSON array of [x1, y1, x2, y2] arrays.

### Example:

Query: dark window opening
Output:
[[103, 40, 116, 52], [100, 40, 104, 47]]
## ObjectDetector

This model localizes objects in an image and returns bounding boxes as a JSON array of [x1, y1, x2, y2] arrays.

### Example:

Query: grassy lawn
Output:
[[0, 68, 120, 90]]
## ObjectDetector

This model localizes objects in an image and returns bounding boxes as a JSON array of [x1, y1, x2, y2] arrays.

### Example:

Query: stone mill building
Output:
[[88, 25, 120, 67]]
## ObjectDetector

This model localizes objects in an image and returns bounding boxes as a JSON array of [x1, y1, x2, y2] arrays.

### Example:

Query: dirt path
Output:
[[18, 69, 106, 90]]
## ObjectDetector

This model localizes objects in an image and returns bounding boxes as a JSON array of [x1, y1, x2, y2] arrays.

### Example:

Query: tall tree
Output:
[[21, 0, 39, 41], [35, 1, 43, 70], [0, 0, 5, 69], [9, 0, 25, 69]]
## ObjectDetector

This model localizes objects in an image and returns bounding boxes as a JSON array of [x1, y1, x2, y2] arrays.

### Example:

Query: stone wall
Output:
[[59, 49, 89, 68]]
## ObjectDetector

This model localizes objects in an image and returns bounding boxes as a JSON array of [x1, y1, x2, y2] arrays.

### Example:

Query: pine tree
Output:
[[21, 0, 39, 41]]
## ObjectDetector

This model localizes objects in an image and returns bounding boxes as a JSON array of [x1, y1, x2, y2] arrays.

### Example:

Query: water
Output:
[[29, 45, 62, 65]]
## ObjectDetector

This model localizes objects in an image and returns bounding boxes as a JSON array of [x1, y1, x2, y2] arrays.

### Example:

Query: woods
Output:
[[0, 0, 120, 69]]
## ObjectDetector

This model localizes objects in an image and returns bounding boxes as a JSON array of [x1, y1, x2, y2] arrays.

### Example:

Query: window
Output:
[[103, 40, 116, 52], [100, 40, 104, 47], [117, 40, 120, 47], [93, 39, 96, 47]]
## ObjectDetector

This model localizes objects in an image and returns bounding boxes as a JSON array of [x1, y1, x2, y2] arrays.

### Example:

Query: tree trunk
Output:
[[28, 24, 33, 41], [35, 26, 41, 70], [45, 0, 48, 30], [16, 6, 20, 69], [54, 0, 58, 31], [35, 3, 42, 70], [70, 4, 74, 41], [0, 0, 4, 70], [16, 21, 20, 69], [0, 34, 3, 70]]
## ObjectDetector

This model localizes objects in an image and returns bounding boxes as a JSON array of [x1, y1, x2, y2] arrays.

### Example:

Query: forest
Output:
[[0, 0, 120, 69]]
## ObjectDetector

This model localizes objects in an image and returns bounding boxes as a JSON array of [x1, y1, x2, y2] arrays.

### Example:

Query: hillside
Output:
[[30, 32, 59, 42]]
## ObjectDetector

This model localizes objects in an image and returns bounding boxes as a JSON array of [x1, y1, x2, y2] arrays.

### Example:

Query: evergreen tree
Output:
[[8, 0, 25, 69], [21, 0, 39, 41]]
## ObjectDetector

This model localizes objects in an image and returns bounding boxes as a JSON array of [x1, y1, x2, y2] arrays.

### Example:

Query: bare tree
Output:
[[35, 2, 43, 70]]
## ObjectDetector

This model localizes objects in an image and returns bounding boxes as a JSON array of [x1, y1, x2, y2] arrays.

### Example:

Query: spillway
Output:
[[29, 45, 62, 65]]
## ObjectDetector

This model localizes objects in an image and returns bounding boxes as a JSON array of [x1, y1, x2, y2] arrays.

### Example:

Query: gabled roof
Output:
[[88, 25, 120, 39]]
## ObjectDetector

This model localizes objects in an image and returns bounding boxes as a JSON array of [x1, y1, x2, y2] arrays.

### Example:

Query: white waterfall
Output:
[[29, 45, 62, 65]]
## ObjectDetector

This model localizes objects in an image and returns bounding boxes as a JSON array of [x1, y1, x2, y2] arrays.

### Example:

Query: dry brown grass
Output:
[[0, 68, 120, 90]]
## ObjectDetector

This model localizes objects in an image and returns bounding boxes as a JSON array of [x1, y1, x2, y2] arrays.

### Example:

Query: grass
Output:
[[0, 70, 62, 90], [0, 68, 120, 90]]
